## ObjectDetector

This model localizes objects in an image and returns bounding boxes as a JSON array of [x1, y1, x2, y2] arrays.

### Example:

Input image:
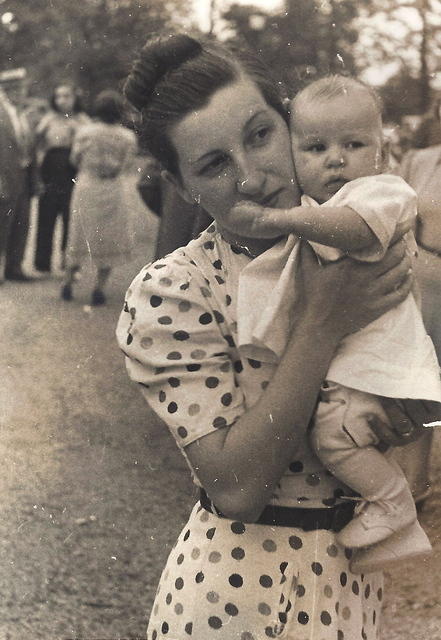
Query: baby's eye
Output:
[[306, 143, 326, 153], [346, 141, 364, 149]]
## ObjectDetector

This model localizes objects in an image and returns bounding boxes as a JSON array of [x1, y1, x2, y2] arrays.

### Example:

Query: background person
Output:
[[0, 68, 39, 281], [34, 83, 90, 274], [0, 85, 23, 283], [62, 90, 138, 305], [117, 33, 425, 640], [398, 96, 441, 508]]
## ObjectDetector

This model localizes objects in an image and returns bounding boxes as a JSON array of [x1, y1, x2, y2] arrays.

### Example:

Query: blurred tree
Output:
[[221, 0, 368, 93], [0, 0, 188, 102], [356, 0, 441, 113], [379, 69, 425, 121]]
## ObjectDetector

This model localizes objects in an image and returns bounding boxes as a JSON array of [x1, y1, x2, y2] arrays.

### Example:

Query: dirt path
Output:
[[1, 205, 441, 638]]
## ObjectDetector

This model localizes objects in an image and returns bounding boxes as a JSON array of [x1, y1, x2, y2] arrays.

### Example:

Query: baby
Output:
[[234, 75, 441, 573]]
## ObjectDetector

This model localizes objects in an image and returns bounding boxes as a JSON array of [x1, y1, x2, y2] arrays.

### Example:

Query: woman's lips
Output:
[[260, 188, 284, 207]]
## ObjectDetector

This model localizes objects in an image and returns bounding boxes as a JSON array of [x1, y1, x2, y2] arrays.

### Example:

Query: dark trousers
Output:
[[34, 148, 75, 272], [5, 166, 31, 275]]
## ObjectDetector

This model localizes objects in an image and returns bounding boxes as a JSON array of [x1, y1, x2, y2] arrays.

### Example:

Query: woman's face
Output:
[[54, 85, 75, 113], [168, 78, 299, 239]]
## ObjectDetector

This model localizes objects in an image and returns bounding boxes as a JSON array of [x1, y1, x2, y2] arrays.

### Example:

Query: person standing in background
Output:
[[0, 68, 38, 281], [34, 84, 90, 274], [62, 90, 138, 305], [0, 83, 22, 284], [398, 95, 441, 509]]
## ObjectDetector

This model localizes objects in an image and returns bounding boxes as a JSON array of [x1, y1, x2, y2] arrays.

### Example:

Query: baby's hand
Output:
[[231, 201, 291, 238]]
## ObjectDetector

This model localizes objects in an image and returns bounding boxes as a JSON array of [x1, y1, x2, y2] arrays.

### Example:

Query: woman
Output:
[[116, 34, 428, 640], [62, 90, 138, 305], [34, 84, 89, 273], [398, 97, 441, 507]]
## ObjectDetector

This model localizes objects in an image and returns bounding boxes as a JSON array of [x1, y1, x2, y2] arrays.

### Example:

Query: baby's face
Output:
[[290, 90, 384, 204]]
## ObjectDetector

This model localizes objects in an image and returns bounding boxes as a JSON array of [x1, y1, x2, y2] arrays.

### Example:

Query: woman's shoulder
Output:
[[75, 112, 91, 125], [123, 227, 224, 316], [126, 244, 205, 297], [112, 124, 138, 147], [400, 144, 441, 182], [36, 110, 57, 131], [403, 144, 441, 167], [75, 120, 99, 135]]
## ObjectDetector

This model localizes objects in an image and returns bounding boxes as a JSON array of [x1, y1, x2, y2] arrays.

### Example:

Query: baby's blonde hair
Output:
[[291, 74, 383, 123]]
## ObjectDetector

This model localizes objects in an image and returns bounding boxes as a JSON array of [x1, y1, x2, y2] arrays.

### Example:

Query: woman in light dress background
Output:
[[62, 90, 138, 305]]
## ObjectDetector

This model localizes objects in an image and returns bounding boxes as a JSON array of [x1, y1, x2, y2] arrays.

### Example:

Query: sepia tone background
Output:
[[1, 1, 441, 638]]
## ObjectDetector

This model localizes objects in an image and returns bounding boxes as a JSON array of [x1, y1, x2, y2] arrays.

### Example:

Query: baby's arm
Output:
[[232, 201, 376, 251], [231, 175, 416, 257], [280, 204, 376, 250]]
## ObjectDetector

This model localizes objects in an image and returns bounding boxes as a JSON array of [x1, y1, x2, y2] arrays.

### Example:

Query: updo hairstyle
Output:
[[124, 33, 288, 177]]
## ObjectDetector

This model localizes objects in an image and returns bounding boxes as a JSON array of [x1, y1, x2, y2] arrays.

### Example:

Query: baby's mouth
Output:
[[325, 177, 347, 191]]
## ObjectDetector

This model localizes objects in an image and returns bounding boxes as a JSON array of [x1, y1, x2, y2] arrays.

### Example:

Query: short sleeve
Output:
[[330, 174, 417, 261], [115, 253, 245, 449]]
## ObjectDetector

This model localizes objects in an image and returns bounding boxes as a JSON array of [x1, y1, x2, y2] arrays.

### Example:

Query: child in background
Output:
[[233, 75, 441, 573]]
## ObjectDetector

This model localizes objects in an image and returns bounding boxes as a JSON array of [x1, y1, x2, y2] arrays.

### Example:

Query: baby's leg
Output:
[[312, 384, 417, 547]]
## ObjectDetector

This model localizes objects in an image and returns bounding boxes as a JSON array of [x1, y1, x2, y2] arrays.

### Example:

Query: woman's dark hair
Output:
[[93, 89, 124, 124], [50, 83, 84, 114], [124, 33, 289, 176]]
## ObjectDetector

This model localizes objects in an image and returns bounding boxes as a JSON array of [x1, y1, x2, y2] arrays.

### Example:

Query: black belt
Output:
[[199, 489, 355, 532]]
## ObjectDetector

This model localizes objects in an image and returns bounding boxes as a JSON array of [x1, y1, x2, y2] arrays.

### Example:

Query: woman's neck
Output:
[[219, 227, 281, 258]]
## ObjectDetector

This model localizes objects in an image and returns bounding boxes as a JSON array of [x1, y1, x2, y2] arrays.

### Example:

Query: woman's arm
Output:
[[185, 241, 413, 521]]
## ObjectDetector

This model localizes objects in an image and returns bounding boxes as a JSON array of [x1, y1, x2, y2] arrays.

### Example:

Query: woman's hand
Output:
[[369, 398, 441, 447], [296, 237, 413, 340]]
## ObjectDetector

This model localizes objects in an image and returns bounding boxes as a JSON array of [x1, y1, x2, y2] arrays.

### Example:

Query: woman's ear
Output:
[[161, 169, 195, 205]]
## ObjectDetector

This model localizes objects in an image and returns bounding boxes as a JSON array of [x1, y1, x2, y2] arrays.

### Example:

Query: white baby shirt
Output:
[[237, 174, 441, 401]]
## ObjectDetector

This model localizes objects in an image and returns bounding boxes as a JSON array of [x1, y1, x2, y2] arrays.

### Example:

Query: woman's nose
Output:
[[235, 154, 266, 197], [236, 163, 265, 196]]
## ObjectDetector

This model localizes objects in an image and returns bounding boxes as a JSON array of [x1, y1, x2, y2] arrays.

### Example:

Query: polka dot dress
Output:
[[147, 503, 383, 639], [116, 224, 384, 639]]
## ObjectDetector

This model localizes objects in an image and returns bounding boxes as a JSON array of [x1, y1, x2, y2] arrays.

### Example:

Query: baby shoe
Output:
[[336, 481, 416, 549], [350, 520, 432, 574]]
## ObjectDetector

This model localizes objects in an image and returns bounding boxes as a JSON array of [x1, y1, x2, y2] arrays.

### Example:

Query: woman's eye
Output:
[[199, 155, 228, 176], [347, 141, 364, 149], [250, 125, 271, 146]]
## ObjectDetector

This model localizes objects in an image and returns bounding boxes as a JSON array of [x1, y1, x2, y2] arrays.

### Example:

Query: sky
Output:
[[192, 0, 283, 34], [190, 0, 395, 84]]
